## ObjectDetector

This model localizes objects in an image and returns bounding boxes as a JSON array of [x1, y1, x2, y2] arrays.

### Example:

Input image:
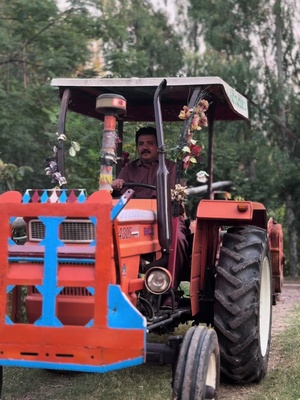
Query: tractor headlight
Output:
[[145, 267, 172, 294]]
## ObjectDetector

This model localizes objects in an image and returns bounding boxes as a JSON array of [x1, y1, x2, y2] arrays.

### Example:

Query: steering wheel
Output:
[[112, 182, 156, 199], [123, 182, 156, 191]]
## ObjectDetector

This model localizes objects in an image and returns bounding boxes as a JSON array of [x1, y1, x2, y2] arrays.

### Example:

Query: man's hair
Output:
[[135, 126, 157, 145]]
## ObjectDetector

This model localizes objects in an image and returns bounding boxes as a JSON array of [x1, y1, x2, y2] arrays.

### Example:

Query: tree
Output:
[[54, 0, 185, 192], [94, 0, 184, 77], [250, 0, 300, 276], [173, 0, 300, 275], [0, 0, 98, 190], [0, 0, 185, 193], [0, 159, 32, 192]]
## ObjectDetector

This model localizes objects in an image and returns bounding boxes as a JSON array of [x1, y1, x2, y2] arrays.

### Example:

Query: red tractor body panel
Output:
[[190, 199, 283, 315], [268, 218, 284, 294], [196, 199, 267, 228]]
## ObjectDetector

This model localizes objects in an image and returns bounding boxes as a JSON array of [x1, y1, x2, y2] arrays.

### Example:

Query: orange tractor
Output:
[[0, 77, 284, 399]]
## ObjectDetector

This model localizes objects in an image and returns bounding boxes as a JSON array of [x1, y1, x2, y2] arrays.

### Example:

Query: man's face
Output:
[[137, 134, 158, 163]]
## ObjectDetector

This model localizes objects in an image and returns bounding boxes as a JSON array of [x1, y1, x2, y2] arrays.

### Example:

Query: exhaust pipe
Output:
[[154, 79, 172, 254]]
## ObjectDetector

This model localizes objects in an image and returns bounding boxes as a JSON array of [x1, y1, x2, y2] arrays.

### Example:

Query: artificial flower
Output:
[[196, 170, 209, 183], [182, 143, 202, 170], [171, 184, 189, 201], [178, 105, 190, 120], [198, 99, 209, 112], [178, 99, 209, 131]]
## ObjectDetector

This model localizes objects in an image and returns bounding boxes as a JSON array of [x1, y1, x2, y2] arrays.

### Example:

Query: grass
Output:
[[2, 364, 173, 400], [2, 306, 300, 400], [1, 324, 191, 400], [246, 304, 300, 400]]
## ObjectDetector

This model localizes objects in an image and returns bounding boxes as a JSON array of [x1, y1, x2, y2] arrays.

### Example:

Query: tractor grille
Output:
[[31, 286, 92, 296], [61, 220, 95, 243], [29, 219, 95, 243], [30, 220, 45, 240]]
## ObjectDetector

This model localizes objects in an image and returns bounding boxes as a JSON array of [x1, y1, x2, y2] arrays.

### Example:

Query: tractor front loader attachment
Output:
[[0, 189, 146, 394]]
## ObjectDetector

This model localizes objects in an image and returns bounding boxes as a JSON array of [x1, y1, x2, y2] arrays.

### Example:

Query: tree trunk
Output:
[[286, 194, 299, 277]]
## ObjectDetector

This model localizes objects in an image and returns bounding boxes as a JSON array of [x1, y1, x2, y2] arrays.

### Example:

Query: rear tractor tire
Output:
[[172, 326, 220, 400], [214, 225, 272, 384]]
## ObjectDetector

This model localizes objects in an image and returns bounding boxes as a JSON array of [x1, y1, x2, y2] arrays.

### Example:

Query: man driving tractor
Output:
[[112, 126, 190, 306]]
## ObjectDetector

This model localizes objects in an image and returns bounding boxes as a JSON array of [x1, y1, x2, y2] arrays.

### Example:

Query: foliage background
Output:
[[0, 0, 299, 275]]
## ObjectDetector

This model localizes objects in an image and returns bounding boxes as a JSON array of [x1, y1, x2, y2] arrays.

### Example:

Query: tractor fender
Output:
[[196, 199, 267, 229], [268, 218, 284, 294]]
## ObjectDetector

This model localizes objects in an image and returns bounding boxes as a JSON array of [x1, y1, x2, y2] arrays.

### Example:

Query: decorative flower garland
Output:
[[178, 99, 209, 170], [44, 132, 81, 187], [170, 99, 210, 202]]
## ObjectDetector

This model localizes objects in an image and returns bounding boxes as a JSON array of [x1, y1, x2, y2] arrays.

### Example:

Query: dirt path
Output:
[[218, 282, 300, 399]]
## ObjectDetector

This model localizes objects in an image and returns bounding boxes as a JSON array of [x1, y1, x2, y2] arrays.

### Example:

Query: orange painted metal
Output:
[[197, 199, 254, 220], [268, 218, 284, 294], [0, 325, 144, 365], [0, 190, 146, 373], [190, 219, 219, 316], [191, 199, 269, 316], [0, 190, 22, 203], [167, 217, 179, 286], [196, 199, 267, 228]]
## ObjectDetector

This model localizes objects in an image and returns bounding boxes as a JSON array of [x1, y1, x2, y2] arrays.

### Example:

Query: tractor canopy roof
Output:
[[51, 76, 249, 122]]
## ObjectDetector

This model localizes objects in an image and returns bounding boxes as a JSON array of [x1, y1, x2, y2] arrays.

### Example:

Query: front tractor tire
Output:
[[214, 225, 272, 384], [172, 326, 220, 400]]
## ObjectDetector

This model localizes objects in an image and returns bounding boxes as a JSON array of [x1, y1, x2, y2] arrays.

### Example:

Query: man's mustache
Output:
[[141, 149, 151, 154]]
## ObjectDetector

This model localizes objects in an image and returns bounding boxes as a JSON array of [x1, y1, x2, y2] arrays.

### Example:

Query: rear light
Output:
[[237, 203, 249, 212]]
